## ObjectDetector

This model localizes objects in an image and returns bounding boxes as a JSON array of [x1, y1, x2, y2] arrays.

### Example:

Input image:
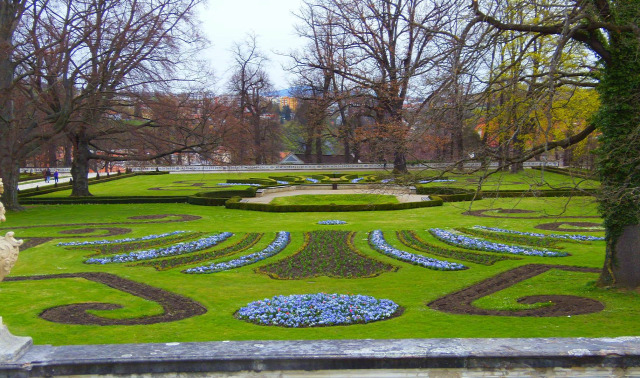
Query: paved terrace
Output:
[[2, 337, 640, 376], [243, 184, 426, 204]]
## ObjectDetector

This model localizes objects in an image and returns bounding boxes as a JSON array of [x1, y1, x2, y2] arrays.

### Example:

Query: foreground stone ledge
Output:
[[1, 337, 640, 377]]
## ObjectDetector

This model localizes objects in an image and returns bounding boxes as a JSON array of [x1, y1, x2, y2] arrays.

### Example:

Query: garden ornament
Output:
[[0, 180, 32, 362]]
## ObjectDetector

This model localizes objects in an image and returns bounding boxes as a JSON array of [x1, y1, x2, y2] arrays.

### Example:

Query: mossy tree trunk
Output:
[[595, 8, 640, 287]]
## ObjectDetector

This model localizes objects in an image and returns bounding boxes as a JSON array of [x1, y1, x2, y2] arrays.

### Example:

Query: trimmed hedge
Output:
[[415, 186, 480, 202], [530, 166, 595, 180], [224, 196, 443, 212], [187, 187, 258, 206], [20, 196, 187, 205], [18, 171, 168, 198]]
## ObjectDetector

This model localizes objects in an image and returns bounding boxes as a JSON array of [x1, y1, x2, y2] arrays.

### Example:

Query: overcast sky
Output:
[[197, 0, 305, 91]]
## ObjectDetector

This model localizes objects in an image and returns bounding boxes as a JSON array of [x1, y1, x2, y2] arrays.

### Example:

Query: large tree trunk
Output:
[[0, 157, 22, 211], [596, 15, 640, 288], [315, 132, 322, 164], [393, 151, 407, 174], [304, 135, 313, 163], [343, 135, 351, 163], [70, 131, 92, 197]]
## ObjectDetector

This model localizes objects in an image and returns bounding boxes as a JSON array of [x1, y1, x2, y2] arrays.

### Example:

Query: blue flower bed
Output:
[[429, 228, 568, 257], [306, 177, 319, 183], [418, 179, 456, 183], [473, 226, 605, 241], [369, 230, 466, 271], [381, 178, 394, 183], [57, 231, 186, 247], [236, 293, 400, 327], [85, 232, 233, 264], [350, 177, 363, 183], [217, 183, 261, 187], [184, 231, 290, 274], [276, 180, 289, 185], [317, 220, 347, 225]]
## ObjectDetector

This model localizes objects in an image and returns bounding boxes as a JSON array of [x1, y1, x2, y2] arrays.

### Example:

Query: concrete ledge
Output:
[[0, 322, 32, 363], [2, 337, 640, 376]]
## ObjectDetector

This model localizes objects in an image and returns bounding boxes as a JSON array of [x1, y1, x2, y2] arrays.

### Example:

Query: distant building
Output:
[[279, 97, 298, 112]]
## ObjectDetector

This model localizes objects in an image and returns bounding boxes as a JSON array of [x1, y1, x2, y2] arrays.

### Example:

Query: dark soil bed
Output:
[[258, 230, 397, 279], [428, 264, 604, 317], [5, 272, 206, 325], [464, 208, 600, 219], [535, 222, 603, 232]]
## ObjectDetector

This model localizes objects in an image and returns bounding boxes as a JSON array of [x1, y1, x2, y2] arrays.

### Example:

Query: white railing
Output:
[[20, 161, 559, 173]]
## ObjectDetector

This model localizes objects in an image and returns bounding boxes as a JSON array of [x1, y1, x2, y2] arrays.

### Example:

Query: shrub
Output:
[[224, 196, 443, 212], [415, 186, 479, 202]]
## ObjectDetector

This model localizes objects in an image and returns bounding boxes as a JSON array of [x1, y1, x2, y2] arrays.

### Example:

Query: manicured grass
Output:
[[1, 172, 631, 347], [29, 169, 599, 198], [416, 169, 600, 191], [270, 194, 399, 205]]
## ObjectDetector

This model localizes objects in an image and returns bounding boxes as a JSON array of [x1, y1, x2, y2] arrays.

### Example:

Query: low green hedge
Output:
[[530, 166, 595, 180], [20, 196, 187, 205], [18, 171, 170, 198], [187, 196, 229, 206], [224, 196, 443, 212], [19, 172, 139, 197], [187, 187, 258, 206], [415, 186, 480, 202]]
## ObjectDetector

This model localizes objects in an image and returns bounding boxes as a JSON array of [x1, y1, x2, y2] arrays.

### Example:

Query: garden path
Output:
[[243, 188, 428, 204]]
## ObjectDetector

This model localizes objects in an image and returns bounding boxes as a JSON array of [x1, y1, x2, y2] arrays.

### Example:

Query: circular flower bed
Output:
[[236, 293, 400, 327], [317, 220, 347, 225]]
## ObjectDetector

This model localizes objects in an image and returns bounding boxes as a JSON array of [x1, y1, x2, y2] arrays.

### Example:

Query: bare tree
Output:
[[0, 1, 68, 209], [228, 35, 281, 164], [18, 0, 207, 196], [296, 0, 465, 172]]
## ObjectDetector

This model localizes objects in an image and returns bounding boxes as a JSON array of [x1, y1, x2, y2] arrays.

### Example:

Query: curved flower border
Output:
[[369, 230, 467, 271], [317, 220, 347, 225], [429, 228, 568, 257], [473, 226, 604, 241], [217, 183, 261, 187], [57, 231, 187, 247], [236, 293, 400, 327], [85, 232, 233, 264], [418, 179, 456, 183], [184, 231, 290, 274]]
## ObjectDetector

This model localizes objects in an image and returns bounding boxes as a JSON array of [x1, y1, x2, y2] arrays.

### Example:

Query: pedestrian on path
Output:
[[45, 168, 51, 183], [54, 170, 59, 184]]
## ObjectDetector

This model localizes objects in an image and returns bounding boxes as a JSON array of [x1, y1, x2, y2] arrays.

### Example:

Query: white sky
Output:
[[197, 0, 306, 91]]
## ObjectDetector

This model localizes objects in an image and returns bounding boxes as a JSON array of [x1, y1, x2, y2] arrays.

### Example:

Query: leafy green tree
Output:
[[474, 0, 640, 288]]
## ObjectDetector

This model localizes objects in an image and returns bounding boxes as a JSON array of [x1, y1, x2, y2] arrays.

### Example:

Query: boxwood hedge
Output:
[[224, 196, 443, 212]]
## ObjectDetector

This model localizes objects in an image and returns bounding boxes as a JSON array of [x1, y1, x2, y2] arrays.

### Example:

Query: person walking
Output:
[[45, 168, 51, 183], [54, 170, 59, 184]]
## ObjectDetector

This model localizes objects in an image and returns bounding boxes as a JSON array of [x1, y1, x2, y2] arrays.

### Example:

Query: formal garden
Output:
[[1, 169, 636, 346]]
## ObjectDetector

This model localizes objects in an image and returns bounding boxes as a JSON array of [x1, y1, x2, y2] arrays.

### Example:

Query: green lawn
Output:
[[270, 194, 399, 205], [1, 172, 632, 347], [30, 169, 600, 198]]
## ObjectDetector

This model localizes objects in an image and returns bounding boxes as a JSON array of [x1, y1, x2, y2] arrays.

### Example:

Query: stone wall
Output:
[[2, 337, 640, 377]]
